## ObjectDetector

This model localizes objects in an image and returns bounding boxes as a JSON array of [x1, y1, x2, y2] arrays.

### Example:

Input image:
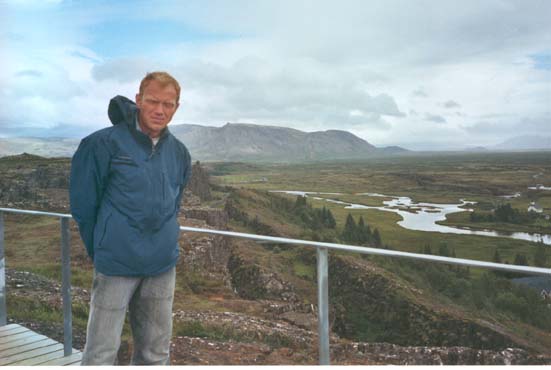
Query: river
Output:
[[270, 190, 551, 245]]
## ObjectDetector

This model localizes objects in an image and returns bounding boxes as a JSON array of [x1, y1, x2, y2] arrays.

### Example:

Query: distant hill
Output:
[[0, 137, 79, 158], [373, 145, 410, 156], [0, 123, 408, 162], [494, 136, 551, 151], [464, 146, 488, 152]]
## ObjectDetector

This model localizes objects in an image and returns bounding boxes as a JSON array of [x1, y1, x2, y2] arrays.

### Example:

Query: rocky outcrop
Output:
[[187, 161, 212, 201], [332, 343, 551, 365], [171, 309, 551, 365], [178, 217, 232, 289], [0, 155, 70, 211], [173, 310, 313, 350], [183, 208, 228, 229], [227, 252, 298, 303], [329, 255, 516, 349]]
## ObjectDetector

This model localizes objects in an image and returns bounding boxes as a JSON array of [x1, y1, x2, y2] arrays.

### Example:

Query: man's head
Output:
[[136, 71, 180, 139]]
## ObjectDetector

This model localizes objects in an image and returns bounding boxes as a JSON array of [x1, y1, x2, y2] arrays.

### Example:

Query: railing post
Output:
[[316, 247, 330, 365], [0, 212, 7, 326], [60, 217, 72, 356]]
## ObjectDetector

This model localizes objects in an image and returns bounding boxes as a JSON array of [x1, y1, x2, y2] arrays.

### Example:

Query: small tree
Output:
[[372, 228, 382, 247], [326, 209, 336, 228], [357, 216, 367, 244], [342, 213, 357, 243]]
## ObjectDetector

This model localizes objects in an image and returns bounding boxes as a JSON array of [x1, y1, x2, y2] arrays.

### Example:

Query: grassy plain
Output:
[[211, 151, 551, 267]]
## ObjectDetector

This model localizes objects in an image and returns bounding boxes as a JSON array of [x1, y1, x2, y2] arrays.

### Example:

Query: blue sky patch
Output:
[[530, 52, 551, 70], [87, 18, 236, 58]]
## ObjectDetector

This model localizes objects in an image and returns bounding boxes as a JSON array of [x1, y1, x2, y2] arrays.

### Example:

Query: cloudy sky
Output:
[[2, 0, 550, 150]]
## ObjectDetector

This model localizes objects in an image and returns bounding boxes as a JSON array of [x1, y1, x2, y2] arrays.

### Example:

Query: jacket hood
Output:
[[108, 95, 137, 126]]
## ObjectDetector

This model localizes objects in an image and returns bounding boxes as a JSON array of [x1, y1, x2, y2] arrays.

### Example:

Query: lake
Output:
[[271, 190, 551, 246]]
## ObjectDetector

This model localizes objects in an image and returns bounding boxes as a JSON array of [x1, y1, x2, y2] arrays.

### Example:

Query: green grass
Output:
[[7, 294, 90, 331], [15, 264, 93, 289]]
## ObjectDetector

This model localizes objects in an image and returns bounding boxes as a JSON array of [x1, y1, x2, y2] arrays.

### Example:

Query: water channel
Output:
[[270, 190, 551, 246]]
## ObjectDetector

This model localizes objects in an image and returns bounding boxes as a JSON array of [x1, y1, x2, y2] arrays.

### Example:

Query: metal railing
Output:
[[0, 208, 73, 356], [1, 207, 551, 364]]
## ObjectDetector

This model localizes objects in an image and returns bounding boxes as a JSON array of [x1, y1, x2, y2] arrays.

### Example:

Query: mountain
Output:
[[170, 122, 398, 162], [494, 136, 551, 151], [0, 123, 408, 162]]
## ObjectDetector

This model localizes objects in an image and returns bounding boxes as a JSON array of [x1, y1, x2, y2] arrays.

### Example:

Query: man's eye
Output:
[[163, 102, 176, 109], [146, 99, 160, 105]]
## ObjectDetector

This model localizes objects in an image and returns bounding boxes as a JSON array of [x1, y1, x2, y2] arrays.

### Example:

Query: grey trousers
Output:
[[81, 267, 176, 365]]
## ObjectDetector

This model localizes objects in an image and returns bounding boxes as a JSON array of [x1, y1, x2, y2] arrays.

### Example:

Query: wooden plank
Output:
[[41, 352, 83, 366], [0, 324, 22, 333], [10, 348, 66, 365], [0, 330, 39, 344], [0, 343, 63, 365], [69, 361, 82, 366], [0, 338, 57, 357], [0, 325, 30, 338], [0, 333, 48, 351], [0, 324, 81, 366]]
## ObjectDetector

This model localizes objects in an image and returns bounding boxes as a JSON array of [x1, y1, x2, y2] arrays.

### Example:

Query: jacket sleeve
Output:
[[69, 135, 111, 258]]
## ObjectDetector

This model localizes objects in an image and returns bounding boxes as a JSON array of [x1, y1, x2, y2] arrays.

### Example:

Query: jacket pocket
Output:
[[97, 212, 112, 248], [111, 155, 138, 166]]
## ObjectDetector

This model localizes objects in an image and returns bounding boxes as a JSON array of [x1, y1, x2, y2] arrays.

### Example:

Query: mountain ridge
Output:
[[0, 122, 408, 161]]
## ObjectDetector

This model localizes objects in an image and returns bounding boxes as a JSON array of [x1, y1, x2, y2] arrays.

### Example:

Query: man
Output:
[[70, 71, 191, 365]]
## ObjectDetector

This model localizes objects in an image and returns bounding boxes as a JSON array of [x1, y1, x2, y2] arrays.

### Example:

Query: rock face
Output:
[[187, 161, 212, 201], [183, 208, 228, 229], [228, 252, 298, 303], [0, 154, 70, 211], [330, 255, 517, 349]]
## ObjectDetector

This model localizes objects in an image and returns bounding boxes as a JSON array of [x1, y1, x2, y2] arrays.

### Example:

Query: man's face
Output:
[[136, 80, 179, 138]]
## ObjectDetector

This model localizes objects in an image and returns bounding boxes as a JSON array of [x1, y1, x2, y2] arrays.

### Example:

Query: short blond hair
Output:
[[139, 71, 181, 103]]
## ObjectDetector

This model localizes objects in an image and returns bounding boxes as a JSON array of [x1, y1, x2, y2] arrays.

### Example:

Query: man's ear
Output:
[[135, 93, 142, 108]]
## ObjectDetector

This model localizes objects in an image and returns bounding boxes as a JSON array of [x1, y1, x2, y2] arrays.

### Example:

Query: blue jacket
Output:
[[70, 96, 191, 276]]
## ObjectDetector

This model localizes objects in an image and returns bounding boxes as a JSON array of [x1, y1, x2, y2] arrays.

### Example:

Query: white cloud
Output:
[[1, 0, 550, 149]]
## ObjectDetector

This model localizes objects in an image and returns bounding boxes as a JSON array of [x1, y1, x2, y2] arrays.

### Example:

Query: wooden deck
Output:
[[0, 324, 82, 366]]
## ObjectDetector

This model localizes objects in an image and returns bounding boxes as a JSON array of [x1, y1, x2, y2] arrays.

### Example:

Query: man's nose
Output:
[[153, 103, 164, 115]]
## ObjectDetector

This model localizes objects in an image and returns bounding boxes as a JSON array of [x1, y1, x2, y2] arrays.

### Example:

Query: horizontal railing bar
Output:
[[180, 226, 551, 276], [0, 208, 71, 218], [0, 208, 548, 276]]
